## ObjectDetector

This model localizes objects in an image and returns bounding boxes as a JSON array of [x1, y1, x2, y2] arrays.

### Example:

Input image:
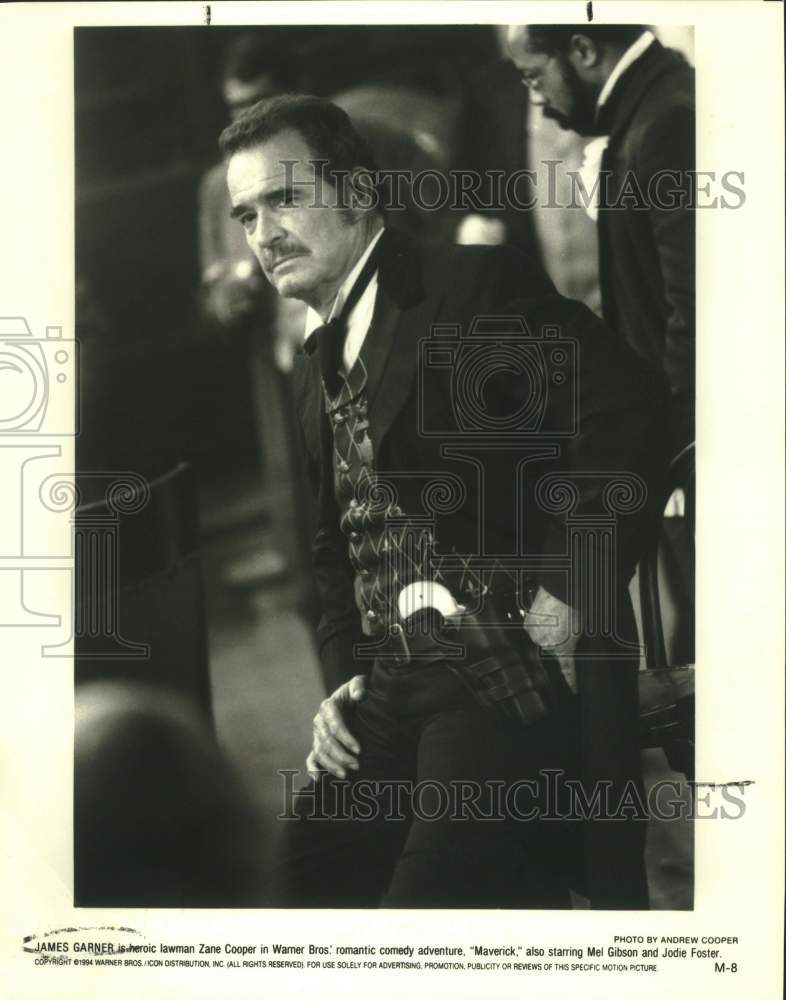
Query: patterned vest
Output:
[[325, 352, 407, 637], [322, 339, 552, 727]]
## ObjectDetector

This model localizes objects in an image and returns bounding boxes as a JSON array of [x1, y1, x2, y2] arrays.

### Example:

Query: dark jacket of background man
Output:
[[596, 38, 695, 448]]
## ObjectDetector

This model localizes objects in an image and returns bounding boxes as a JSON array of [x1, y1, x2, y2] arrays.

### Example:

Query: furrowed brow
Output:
[[264, 187, 287, 205], [264, 184, 300, 206], [229, 182, 297, 220]]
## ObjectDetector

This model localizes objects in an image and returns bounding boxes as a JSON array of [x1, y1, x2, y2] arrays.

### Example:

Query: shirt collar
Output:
[[303, 227, 385, 344], [596, 30, 655, 113]]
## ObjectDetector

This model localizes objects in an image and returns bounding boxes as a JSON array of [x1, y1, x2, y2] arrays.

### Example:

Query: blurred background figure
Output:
[[75, 682, 269, 906], [506, 22, 695, 654], [198, 35, 298, 590], [506, 23, 695, 902], [507, 24, 695, 440]]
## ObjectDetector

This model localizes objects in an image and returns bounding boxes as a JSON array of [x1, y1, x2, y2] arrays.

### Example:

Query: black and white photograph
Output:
[[0, 2, 783, 998]]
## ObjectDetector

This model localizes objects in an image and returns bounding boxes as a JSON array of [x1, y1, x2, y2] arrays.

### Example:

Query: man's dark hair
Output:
[[526, 24, 648, 55], [218, 93, 381, 202]]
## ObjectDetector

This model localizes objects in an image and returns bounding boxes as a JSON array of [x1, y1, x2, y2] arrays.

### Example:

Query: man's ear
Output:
[[568, 33, 602, 69]]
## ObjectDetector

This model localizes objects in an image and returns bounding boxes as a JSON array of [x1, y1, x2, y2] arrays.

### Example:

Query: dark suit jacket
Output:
[[292, 226, 670, 906], [597, 39, 695, 449]]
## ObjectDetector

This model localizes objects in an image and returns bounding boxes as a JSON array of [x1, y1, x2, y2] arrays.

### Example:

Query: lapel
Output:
[[597, 39, 685, 256], [291, 227, 444, 480], [291, 347, 324, 470], [363, 228, 443, 454]]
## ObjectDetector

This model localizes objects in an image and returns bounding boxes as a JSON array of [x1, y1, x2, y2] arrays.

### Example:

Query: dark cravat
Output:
[[314, 234, 384, 397]]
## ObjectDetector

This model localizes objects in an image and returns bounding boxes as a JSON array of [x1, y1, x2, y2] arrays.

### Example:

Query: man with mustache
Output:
[[221, 94, 669, 908], [507, 25, 695, 452]]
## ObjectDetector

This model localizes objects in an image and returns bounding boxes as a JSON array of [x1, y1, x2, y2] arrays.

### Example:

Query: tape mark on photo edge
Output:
[[22, 925, 144, 953], [690, 780, 755, 788]]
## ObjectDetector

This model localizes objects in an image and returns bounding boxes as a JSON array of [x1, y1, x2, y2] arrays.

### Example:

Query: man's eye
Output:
[[240, 214, 256, 231]]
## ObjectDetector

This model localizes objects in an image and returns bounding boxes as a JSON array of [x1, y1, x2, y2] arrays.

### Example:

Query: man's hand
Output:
[[522, 586, 581, 695], [306, 674, 367, 779]]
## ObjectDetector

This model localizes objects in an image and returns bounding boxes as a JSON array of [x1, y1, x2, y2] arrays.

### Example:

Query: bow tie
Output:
[[314, 316, 347, 397]]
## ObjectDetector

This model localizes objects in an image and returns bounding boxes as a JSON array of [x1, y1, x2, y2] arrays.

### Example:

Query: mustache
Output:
[[264, 245, 309, 268]]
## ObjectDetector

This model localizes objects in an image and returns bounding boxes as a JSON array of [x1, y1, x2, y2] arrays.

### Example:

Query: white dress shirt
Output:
[[303, 227, 385, 373], [596, 30, 655, 111], [579, 31, 656, 221]]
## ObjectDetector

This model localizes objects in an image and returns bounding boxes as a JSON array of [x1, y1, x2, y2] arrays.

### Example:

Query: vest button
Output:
[[333, 412, 345, 425], [366, 609, 378, 622], [338, 460, 350, 473], [350, 531, 361, 542]]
